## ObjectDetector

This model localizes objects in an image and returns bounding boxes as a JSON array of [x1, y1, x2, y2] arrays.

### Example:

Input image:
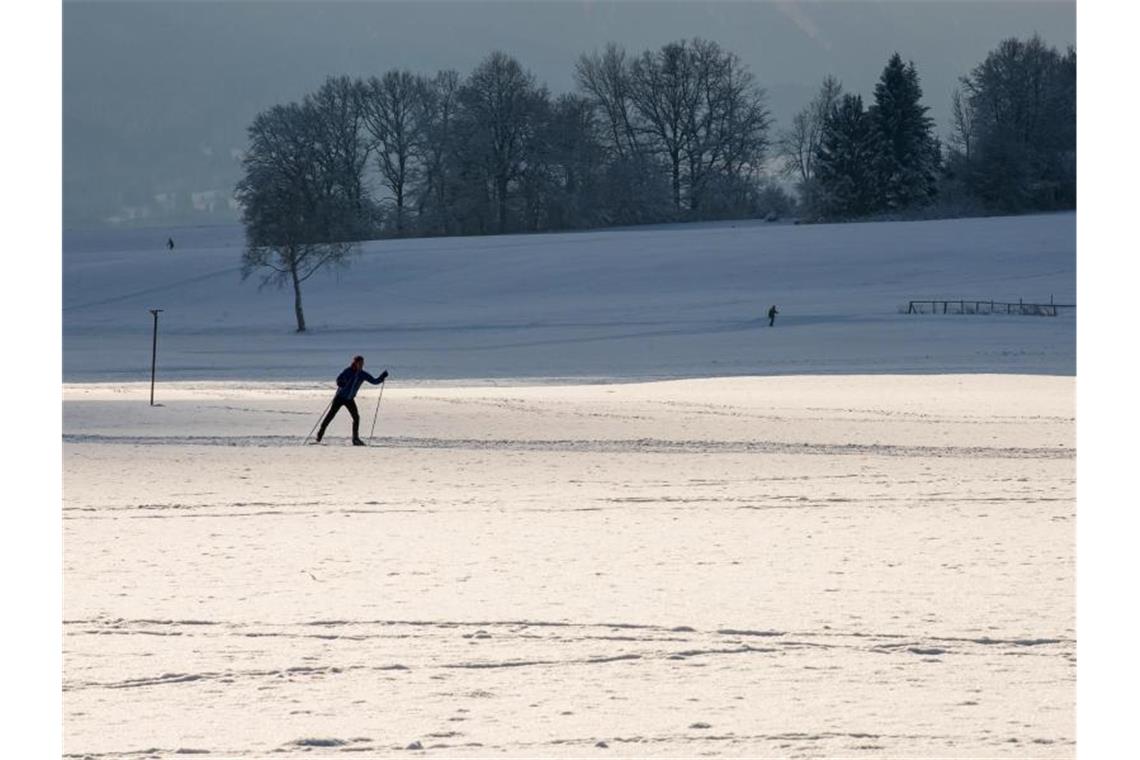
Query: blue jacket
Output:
[[335, 367, 385, 400]]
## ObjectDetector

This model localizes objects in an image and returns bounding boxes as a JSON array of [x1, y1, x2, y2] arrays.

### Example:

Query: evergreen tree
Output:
[[814, 94, 878, 218], [869, 53, 939, 211]]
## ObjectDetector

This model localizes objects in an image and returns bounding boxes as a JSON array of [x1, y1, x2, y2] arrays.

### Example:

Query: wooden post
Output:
[[149, 308, 163, 406]]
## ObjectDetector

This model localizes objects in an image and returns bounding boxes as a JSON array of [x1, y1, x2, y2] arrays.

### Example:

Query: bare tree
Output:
[[574, 44, 641, 160], [778, 109, 813, 182], [949, 86, 976, 162], [305, 76, 371, 224], [627, 39, 769, 214], [628, 40, 696, 212], [362, 70, 424, 235], [457, 51, 547, 234], [525, 93, 604, 229], [682, 39, 770, 212], [778, 75, 842, 183], [415, 70, 461, 235], [576, 44, 671, 225], [236, 101, 363, 332]]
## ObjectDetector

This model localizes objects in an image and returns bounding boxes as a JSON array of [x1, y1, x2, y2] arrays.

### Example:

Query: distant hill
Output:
[[62, 214, 1075, 382]]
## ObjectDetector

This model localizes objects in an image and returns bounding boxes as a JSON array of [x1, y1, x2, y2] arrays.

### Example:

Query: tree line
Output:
[[238, 40, 777, 243], [236, 35, 1075, 331], [779, 34, 1075, 221]]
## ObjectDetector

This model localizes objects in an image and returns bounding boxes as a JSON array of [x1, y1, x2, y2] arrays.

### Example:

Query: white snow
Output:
[[63, 213, 1074, 381], [62, 214, 1075, 756]]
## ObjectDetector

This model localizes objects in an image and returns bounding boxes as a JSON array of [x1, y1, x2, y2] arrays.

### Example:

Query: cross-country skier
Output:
[[768, 304, 779, 327], [167, 237, 175, 251], [315, 355, 389, 445]]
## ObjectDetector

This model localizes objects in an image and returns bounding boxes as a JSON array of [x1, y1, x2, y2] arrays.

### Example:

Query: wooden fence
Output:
[[906, 299, 1075, 317]]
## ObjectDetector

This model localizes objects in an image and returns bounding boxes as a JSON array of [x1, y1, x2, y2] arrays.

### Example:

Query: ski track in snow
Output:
[[61, 432, 1071, 460], [63, 615, 1075, 757]]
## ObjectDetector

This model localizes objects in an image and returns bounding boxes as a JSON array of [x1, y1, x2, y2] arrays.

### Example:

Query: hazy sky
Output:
[[62, 0, 1075, 227]]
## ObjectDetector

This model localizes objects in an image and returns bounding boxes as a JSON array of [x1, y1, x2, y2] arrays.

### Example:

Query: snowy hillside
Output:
[[62, 213, 1075, 382]]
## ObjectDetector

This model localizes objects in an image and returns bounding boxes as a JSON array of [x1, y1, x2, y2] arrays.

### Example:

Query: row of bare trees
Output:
[[241, 41, 775, 240], [577, 41, 772, 216], [237, 42, 781, 330]]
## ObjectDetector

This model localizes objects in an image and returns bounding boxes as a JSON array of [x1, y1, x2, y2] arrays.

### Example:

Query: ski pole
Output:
[[303, 396, 334, 445], [368, 382, 385, 444]]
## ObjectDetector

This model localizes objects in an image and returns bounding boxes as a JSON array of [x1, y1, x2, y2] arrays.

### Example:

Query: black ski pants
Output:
[[317, 396, 360, 441]]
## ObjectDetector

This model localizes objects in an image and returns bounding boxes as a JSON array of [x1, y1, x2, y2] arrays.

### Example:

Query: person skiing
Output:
[[315, 355, 389, 445], [167, 237, 175, 251], [768, 304, 779, 327]]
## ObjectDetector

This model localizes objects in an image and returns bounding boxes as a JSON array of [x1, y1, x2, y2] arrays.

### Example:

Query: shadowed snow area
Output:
[[63, 214, 1074, 381], [63, 216, 1074, 756]]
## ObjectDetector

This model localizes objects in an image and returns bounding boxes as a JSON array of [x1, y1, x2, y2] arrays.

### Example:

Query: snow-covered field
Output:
[[63, 214, 1075, 757], [63, 214, 1074, 381]]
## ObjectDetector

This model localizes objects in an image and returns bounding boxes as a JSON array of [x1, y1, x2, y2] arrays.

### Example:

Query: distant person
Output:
[[768, 304, 779, 327], [167, 237, 175, 251], [315, 355, 388, 445]]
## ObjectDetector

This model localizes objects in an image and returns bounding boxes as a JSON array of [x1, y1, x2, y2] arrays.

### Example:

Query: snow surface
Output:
[[62, 214, 1075, 757], [63, 213, 1075, 381], [64, 377, 1074, 757]]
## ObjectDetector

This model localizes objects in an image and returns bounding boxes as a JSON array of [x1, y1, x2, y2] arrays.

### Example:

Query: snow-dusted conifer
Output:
[[868, 53, 939, 211], [814, 94, 879, 218]]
